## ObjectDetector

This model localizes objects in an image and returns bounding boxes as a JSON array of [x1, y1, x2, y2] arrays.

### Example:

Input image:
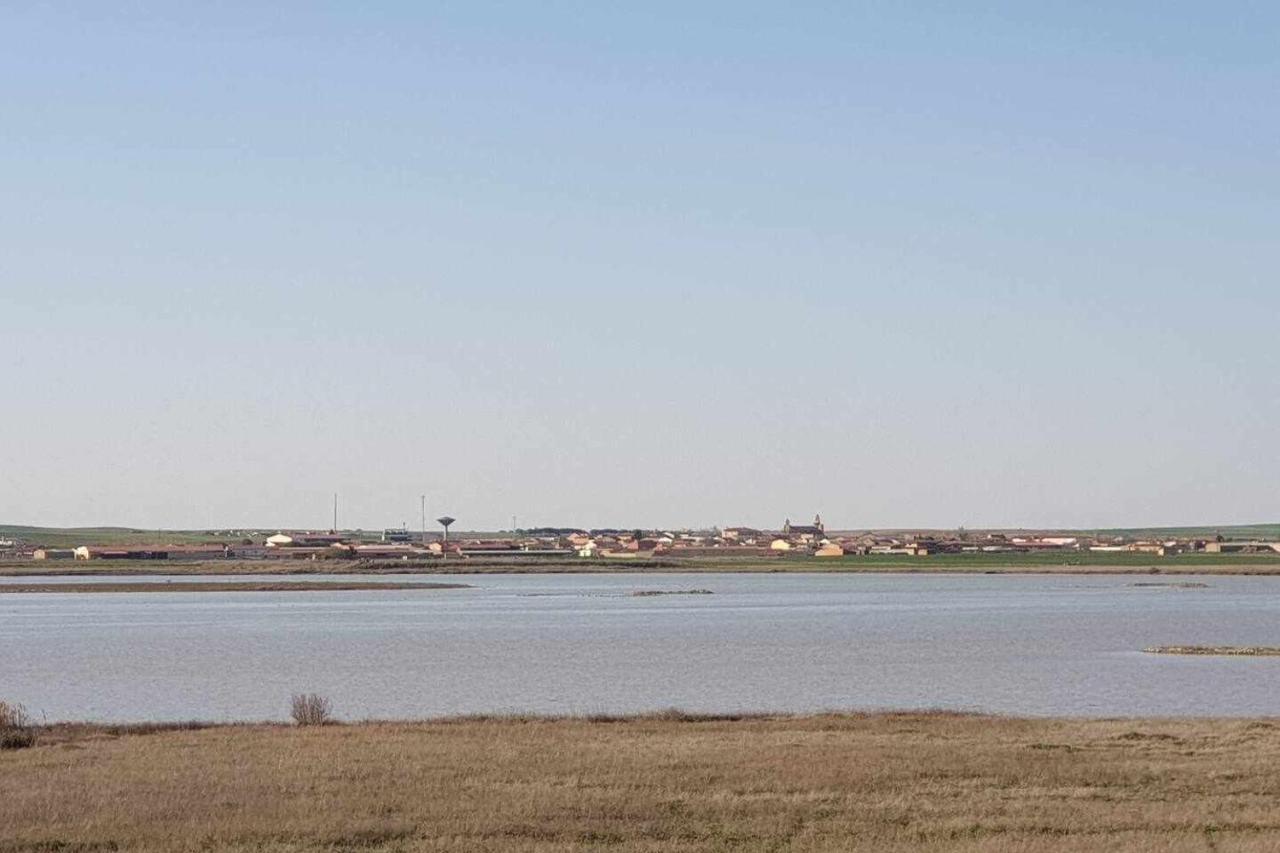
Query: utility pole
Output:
[[332, 493, 338, 534], [421, 495, 427, 546]]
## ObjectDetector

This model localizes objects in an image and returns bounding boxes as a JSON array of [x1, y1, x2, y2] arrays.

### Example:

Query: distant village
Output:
[[9, 514, 1280, 562]]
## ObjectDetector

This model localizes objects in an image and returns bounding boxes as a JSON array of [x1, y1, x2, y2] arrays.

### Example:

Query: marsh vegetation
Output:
[[0, 700, 37, 750], [4, 712, 1280, 851], [1144, 646, 1280, 656]]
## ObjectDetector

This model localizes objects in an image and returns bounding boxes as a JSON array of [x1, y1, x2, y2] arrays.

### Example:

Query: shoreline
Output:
[[5, 557, 1280, 578], [17, 707, 1280, 730], [0, 580, 470, 594]]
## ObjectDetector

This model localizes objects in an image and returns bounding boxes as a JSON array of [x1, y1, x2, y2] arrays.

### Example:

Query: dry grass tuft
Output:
[[0, 700, 37, 750], [289, 693, 334, 726]]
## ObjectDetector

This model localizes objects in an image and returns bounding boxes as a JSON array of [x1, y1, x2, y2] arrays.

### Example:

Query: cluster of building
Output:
[[10, 515, 1280, 562]]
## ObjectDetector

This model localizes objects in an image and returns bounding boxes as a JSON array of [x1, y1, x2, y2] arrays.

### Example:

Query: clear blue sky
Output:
[[2, 2, 1276, 531]]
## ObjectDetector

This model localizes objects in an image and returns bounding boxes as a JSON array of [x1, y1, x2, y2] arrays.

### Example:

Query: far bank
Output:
[[5, 550, 1280, 577]]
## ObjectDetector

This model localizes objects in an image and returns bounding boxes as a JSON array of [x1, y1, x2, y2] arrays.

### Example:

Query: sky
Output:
[[2, 2, 1277, 531]]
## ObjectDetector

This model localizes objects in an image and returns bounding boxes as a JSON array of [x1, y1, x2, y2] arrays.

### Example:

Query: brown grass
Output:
[[4, 712, 1280, 851]]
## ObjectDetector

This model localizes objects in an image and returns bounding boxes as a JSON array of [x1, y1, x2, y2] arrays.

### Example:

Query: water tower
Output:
[[436, 516, 456, 544]]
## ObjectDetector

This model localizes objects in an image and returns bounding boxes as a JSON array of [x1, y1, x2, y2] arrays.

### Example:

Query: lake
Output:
[[3, 572, 1279, 721]]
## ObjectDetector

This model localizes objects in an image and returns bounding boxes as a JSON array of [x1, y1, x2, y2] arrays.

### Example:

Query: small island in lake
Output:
[[1143, 646, 1280, 657]]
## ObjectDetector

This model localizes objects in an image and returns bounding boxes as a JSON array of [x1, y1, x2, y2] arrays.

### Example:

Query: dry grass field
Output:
[[4, 712, 1280, 852]]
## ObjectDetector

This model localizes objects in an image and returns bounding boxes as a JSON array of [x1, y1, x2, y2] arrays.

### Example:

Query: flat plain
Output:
[[4, 712, 1280, 852]]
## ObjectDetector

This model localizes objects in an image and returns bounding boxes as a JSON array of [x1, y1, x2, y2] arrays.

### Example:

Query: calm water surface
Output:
[[3, 572, 1279, 721]]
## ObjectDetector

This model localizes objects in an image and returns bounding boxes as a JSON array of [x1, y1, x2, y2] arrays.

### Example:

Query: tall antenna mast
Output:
[[332, 493, 338, 534], [421, 495, 427, 546]]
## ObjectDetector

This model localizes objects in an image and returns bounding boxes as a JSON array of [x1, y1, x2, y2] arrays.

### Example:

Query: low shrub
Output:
[[290, 693, 334, 726]]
